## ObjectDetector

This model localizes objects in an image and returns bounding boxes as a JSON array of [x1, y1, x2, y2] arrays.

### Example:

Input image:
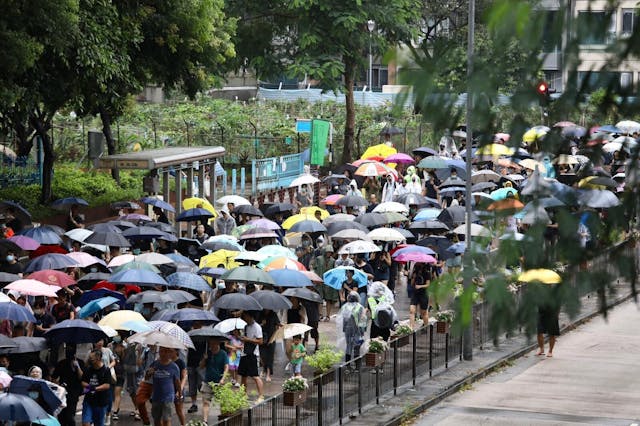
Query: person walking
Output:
[[81, 349, 112, 426], [149, 347, 181, 426], [238, 312, 264, 403], [340, 292, 367, 369], [52, 346, 85, 426], [200, 338, 229, 423], [311, 246, 337, 321]]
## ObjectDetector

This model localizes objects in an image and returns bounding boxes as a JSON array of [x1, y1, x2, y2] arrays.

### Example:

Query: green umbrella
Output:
[[417, 156, 449, 169], [220, 266, 276, 285]]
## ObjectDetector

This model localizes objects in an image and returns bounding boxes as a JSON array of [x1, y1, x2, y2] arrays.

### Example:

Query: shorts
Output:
[[318, 285, 339, 302], [306, 322, 319, 340], [200, 382, 214, 402], [151, 402, 173, 421], [292, 362, 302, 375], [115, 374, 125, 388], [410, 291, 429, 310], [238, 354, 259, 378], [81, 400, 108, 426]]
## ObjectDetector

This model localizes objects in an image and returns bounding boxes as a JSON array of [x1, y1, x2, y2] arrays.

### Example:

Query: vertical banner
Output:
[[311, 119, 331, 166]]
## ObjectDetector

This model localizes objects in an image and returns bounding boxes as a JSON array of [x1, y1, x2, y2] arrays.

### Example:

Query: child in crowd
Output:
[[290, 335, 306, 377], [225, 329, 243, 386]]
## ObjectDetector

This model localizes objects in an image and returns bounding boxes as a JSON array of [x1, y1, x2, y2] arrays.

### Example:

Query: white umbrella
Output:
[[268, 322, 313, 343], [519, 158, 546, 173], [366, 228, 406, 243], [372, 202, 409, 214], [128, 330, 188, 350], [322, 214, 356, 225], [602, 142, 622, 153], [234, 251, 269, 263], [213, 318, 247, 334], [216, 195, 251, 206], [615, 120, 640, 134], [452, 223, 491, 237], [64, 228, 93, 243], [338, 240, 381, 254], [332, 229, 370, 240], [135, 253, 174, 265], [470, 169, 501, 183], [99, 325, 118, 338], [107, 254, 135, 268], [206, 234, 239, 242], [472, 192, 494, 200], [289, 174, 320, 187], [552, 154, 579, 165]]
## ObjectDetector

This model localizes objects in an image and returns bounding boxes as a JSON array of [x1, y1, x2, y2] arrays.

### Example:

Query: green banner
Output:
[[311, 119, 330, 166]]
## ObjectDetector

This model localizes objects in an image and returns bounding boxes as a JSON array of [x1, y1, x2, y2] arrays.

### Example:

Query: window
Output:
[[622, 9, 639, 36], [577, 71, 632, 93], [542, 11, 561, 52], [577, 11, 616, 45]]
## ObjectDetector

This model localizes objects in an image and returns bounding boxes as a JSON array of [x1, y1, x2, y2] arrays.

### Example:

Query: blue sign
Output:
[[295, 119, 312, 133]]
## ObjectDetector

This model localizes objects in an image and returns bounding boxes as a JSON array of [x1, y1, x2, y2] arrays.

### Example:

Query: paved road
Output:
[[414, 300, 640, 426]]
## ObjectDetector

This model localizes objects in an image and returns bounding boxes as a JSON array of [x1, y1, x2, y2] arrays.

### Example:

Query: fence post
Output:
[[412, 331, 417, 386], [445, 332, 449, 368], [317, 376, 323, 425], [271, 397, 277, 426], [357, 364, 362, 414], [338, 366, 344, 424], [251, 159, 257, 195], [231, 169, 237, 194], [247, 407, 252, 426], [429, 324, 433, 377], [241, 167, 246, 195], [393, 340, 398, 395]]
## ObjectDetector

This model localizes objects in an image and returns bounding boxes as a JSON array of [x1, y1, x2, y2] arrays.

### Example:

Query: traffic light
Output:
[[536, 81, 550, 106]]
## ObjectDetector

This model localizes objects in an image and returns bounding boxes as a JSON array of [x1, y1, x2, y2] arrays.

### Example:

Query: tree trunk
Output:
[[29, 113, 54, 204], [99, 107, 119, 181], [10, 111, 34, 157], [341, 58, 357, 165]]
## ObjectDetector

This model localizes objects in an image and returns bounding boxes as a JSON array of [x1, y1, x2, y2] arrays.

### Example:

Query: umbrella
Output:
[[165, 253, 198, 269], [9, 375, 63, 414], [281, 214, 318, 230], [372, 202, 409, 214], [409, 220, 450, 232], [216, 195, 251, 207], [335, 195, 369, 208], [5, 280, 61, 297], [0, 336, 47, 354], [65, 252, 104, 268], [0, 370, 11, 387], [413, 208, 442, 221], [413, 147, 438, 157], [235, 251, 269, 263], [51, 197, 88, 208], [220, 266, 276, 285], [0, 392, 50, 422], [76, 289, 125, 307], [383, 153, 414, 164], [321, 194, 344, 206], [238, 227, 279, 240], [267, 269, 312, 287], [265, 203, 296, 216], [361, 143, 397, 160], [107, 254, 136, 268], [7, 235, 40, 251], [176, 208, 214, 222], [106, 220, 137, 231], [578, 176, 617, 189], [45, 319, 108, 344], [393, 252, 437, 263], [476, 144, 513, 156], [84, 232, 131, 248], [199, 250, 240, 269], [135, 253, 175, 265], [214, 293, 262, 311], [214, 318, 247, 333], [338, 240, 380, 254], [257, 245, 297, 260], [471, 181, 497, 192], [379, 126, 404, 136], [518, 268, 561, 284], [146, 222, 176, 234], [141, 197, 175, 213], [166, 272, 210, 291], [0, 200, 32, 223], [155, 308, 219, 323], [128, 330, 189, 350], [366, 228, 406, 242], [615, 120, 640, 134], [487, 198, 525, 212], [323, 266, 367, 290], [249, 290, 292, 310], [522, 126, 549, 143], [111, 201, 141, 210], [258, 257, 307, 271], [122, 226, 167, 240], [289, 174, 320, 187], [354, 213, 387, 228], [326, 221, 369, 236], [289, 220, 327, 233], [394, 193, 437, 207], [27, 270, 75, 287], [269, 323, 313, 343], [19, 227, 62, 245], [0, 272, 21, 284], [490, 187, 518, 201], [188, 327, 229, 341], [322, 213, 355, 225], [121, 213, 152, 223], [109, 269, 168, 287], [470, 170, 502, 183], [392, 245, 436, 257], [197, 267, 227, 278], [417, 156, 449, 169], [331, 229, 369, 241], [437, 206, 471, 228], [127, 289, 195, 305], [519, 158, 546, 173], [183, 197, 217, 217], [282, 287, 323, 303], [98, 310, 147, 330], [0, 302, 36, 322], [113, 260, 160, 273], [0, 240, 22, 256], [234, 205, 264, 217], [355, 162, 395, 177], [452, 223, 491, 237], [577, 189, 620, 208], [77, 296, 121, 319], [552, 154, 579, 165], [246, 218, 282, 231]]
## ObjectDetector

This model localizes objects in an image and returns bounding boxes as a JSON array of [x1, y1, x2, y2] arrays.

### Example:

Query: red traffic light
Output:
[[537, 82, 549, 94]]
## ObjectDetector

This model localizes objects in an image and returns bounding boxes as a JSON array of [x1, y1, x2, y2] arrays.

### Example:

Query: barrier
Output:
[[251, 153, 305, 194]]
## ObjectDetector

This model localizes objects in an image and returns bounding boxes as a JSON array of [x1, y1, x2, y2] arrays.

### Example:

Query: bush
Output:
[[306, 345, 343, 373], [211, 381, 249, 416], [367, 337, 388, 353]]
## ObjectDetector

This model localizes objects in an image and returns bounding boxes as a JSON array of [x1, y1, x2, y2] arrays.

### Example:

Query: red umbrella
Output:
[[123, 284, 141, 296], [93, 281, 117, 291], [28, 269, 76, 287], [29, 245, 68, 259]]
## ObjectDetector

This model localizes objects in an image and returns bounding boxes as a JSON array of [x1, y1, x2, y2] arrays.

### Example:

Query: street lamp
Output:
[[367, 20, 375, 92]]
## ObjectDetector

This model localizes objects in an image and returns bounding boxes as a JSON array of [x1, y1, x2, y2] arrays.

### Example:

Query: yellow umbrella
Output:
[[183, 197, 218, 218], [577, 176, 606, 190], [523, 127, 548, 144], [98, 310, 146, 330], [476, 144, 514, 157], [361, 143, 397, 160], [281, 214, 318, 230], [300, 206, 330, 219], [199, 249, 240, 269], [518, 269, 561, 284]]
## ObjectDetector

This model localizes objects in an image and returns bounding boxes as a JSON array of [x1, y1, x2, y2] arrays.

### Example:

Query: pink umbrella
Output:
[[28, 269, 76, 287], [0, 371, 12, 388], [66, 252, 106, 268], [393, 252, 437, 264], [5, 279, 62, 297], [321, 194, 344, 206], [383, 153, 415, 164], [301, 270, 323, 283], [7, 235, 40, 251], [493, 133, 510, 143], [247, 218, 281, 230]]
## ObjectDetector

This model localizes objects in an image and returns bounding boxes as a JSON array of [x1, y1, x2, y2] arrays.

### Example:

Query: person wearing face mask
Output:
[[81, 349, 112, 426], [32, 300, 55, 338], [0, 250, 22, 275], [294, 185, 313, 208]]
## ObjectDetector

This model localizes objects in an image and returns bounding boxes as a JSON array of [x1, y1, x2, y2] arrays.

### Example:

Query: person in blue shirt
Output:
[[199, 338, 229, 423], [149, 347, 181, 426]]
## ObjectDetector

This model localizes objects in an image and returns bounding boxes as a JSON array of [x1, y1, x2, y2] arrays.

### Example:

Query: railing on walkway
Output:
[[0, 154, 42, 187], [213, 239, 638, 426], [251, 153, 304, 194]]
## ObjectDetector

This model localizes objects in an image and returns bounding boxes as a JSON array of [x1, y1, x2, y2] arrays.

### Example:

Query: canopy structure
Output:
[[98, 146, 225, 234]]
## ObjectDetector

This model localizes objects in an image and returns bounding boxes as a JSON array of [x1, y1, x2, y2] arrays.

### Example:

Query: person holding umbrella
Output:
[[310, 246, 336, 321], [81, 349, 112, 426], [238, 311, 264, 403], [66, 204, 85, 231]]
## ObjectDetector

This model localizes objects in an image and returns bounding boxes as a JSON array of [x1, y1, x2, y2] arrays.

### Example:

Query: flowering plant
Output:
[[435, 310, 455, 323], [367, 337, 388, 353], [282, 376, 308, 392]]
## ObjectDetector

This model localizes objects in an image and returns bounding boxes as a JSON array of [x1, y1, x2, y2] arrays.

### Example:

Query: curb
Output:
[[382, 292, 635, 426]]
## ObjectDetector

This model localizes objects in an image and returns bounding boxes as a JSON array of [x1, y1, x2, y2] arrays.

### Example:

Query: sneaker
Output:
[[105, 414, 112, 426], [134, 414, 141, 421], [255, 396, 265, 404], [233, 382, 241, 388], [112, 412, 119, 420], [187, 405, 198, 413]]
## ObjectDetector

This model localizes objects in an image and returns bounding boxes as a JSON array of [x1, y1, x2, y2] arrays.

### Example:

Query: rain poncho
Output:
[[346, 179, 362, 197], [382, 178, 399, 202], [336, 298, 367, 358]]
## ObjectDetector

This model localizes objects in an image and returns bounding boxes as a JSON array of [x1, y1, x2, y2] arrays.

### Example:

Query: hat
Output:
[[323, 246, 334, 253], [317, 236, 324, 243]]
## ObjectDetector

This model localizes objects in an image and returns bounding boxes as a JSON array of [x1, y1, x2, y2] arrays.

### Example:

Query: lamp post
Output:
[[367, 20, 375, 92]]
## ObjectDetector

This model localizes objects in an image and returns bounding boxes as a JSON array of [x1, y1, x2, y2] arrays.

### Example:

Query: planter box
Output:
[[283, 389, 307, 406], [218, 412, 243, 426], [436, 321, 450, 334], [365, 352, 385, 368], [395, 335, 410, 347], [313, 370, 335, 385]]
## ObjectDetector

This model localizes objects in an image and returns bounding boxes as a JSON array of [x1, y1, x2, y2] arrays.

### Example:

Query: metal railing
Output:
[[251, 153, 305, 194]]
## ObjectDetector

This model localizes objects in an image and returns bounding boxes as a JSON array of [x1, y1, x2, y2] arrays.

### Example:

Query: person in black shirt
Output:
[[259, 309, 280, 382], [186, 322, 207, 414], [355, 255, 373, 306], [53, 346, 85, 426], [302, 296, 321, 352], [0, 250, 22, 275], [153, 207, 170, 224], [32, 300, 55, 338], [81, 349, 112, 426]]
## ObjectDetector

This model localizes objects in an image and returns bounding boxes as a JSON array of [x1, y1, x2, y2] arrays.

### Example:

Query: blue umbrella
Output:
[[77, 289, 126, 307], [413, 208, 443, 221], [197, 267, 227, 278], [109, 269, 168, 288], [165, 253, 197, 267], [51, 197, 88, 208], [45, 319, 108, 344], [596, 124, 621, 134], [490, 187, 518, 201], [323, 267, 367, 290], [152, 308, 219, 323], [9, 375, 63, 414], [19, 227, 62, 245], [141, 197, 176, 213], [289, 220, 327, 233], [166, 272, 210, 291], [0, 392, 50, 422], [446, 242, 466, 254], [266, 269, 312, 288], [77, 296, 121, 319], [0, 303, 36, 322], [121, 320, 153, 333], [24, 253, 78, 273], [176, 208, 214, 222], [33, 414, 61, 426]]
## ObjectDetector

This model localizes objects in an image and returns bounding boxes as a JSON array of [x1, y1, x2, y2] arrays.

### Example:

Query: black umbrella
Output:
[[354, 213, 386, 228], [122, 226, 167, 240], [105, 220, 137, 230], [45, 319, 108, 344], [176, 208, 214, 222], [282, 287, 323, 303], [394, 193, 429, 206], [249, 290, 292, 310], [127, 289, 196, 305], [77, 272, 112, 286], [437, 206, 477, 229], [0, 335, 17, 350], [84, 231, 131, 248], [87, 223, 123, 234], [413, 147, 438, 157], [200, 240, 242, 251], [153, 308, 219, 323], [326, 221, 369, 235], [439, 176, 467, 189], [322, 174, 348, 183], [379, 126, 403, 136], [0, 201, 32, 224], [213, 293, 263, 311], [471, 182, 497, 192], [0, 240, 22, 255], [336, 195, 369, 207], [111, 201, 141, 210], [391, 227, 416, 241], [24, 253, 78, 273], [0, 271, 21, 284], [188, 327, 229, 341], [289, 220, 327, 233], [146, 221, 176, 234], [0, 392, 50, 422], [9, 375, 63, 414], [177, 238, 207, 260], [416, 236, 453, 259], [234, 205, 264, 217], [51, 197, 89, 208], [265, 203, 296, 216]]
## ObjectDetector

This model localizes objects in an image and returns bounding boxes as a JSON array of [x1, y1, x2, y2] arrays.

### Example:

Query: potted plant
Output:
[[282, 376, 308, 406], [393, 324, 413, 347], [365, 337, 388, 367], [211, 381, 250, 425], [435, 310, 454, 334], [306, 345, 343, 375]]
